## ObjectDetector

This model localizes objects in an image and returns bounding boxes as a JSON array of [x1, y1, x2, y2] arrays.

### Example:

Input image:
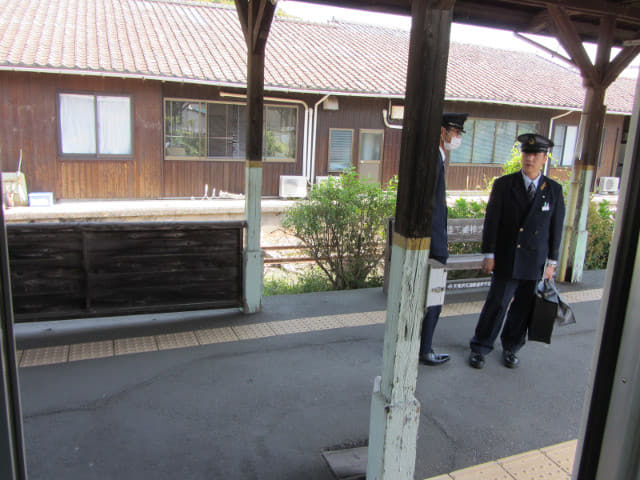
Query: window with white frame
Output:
[[551, 124, 578, 167], [164, 99, 297, 161], [59, 93, 133, 156], [329, 129, 354, 172], [449, 118, 538, 164]]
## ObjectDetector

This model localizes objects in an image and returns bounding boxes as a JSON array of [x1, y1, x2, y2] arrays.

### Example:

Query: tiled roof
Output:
[[0, 0, 635, 113]]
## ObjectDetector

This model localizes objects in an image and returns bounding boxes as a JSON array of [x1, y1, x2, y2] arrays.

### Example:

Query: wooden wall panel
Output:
[[382, 128, 402, 185], [0, 72, 163, 200], [162, 161, 245, 198], [447, 165, 503, 190], [0, 72, 629, 200], [60, 162, 132, 199], [597, 115, 623, 179], [0, 72, 59, 194], [548, 167, 572, 182], [315, 97, 388, 178]]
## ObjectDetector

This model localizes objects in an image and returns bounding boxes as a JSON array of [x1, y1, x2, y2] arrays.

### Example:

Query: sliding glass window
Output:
[[164, 99, 297, 162]]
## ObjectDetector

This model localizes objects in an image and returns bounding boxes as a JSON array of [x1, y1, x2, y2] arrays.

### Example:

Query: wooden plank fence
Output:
[[7, 221, 245, 322]]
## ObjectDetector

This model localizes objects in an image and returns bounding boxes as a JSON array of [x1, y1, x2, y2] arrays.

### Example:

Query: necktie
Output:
[[527, 183, 536, 203]]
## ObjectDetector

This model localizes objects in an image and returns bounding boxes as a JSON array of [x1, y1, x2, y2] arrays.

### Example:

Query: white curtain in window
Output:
[[359, 132, 382, 161], [98, 96, 132, 155], [60, 94, 96, 154]]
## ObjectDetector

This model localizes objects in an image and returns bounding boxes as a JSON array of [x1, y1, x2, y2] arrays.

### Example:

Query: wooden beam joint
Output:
[[547, 4, 599, 86]]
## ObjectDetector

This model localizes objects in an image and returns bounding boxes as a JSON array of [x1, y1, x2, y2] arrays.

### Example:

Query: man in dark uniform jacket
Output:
[[468, 133, 565, 369], [419, 112, 468, 366]]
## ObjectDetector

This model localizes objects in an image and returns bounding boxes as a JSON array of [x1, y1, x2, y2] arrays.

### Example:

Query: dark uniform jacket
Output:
[[430, 150, 448, 260], [482, 172, 565, 280]]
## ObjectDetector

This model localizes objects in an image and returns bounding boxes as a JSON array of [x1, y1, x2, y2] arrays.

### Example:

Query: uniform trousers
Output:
[[470, 274, 536, 355], [419, 255, 447, 356]]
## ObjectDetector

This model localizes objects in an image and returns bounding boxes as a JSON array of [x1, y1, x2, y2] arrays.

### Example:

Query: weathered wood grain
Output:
[[7, 221, 245, 321]]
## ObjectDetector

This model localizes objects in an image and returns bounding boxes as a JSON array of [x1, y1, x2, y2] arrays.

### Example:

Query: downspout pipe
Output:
[[546, 110, 573, 175], [219, 92, 311, 179], [310, 94, 330, 184], [382, 108, 403, 130]]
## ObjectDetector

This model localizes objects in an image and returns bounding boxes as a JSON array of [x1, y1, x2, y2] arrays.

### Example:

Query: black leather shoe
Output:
[[419, 351, 450, 366], [468, 352, 485, 369], [502, 350, 520, 369]]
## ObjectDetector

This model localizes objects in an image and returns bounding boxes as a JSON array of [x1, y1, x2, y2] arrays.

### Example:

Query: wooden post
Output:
[[0, 204, 28, 480], [558, 86, 606, 283], [547, 7, 639, 283], [572, 73, 640, 480], [366, 1, 454, 479], [234, 0, 276, 313]]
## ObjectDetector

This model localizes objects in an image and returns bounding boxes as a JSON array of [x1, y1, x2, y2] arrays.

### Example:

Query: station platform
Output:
[[14, 271, 604, 479]]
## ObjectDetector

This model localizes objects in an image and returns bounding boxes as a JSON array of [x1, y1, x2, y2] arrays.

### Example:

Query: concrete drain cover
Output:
[[321, 446, 367, 479]]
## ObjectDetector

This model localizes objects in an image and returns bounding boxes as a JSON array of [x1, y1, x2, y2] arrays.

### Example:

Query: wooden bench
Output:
[[7, 221, 246, 322], [383, 217, 488, 293]]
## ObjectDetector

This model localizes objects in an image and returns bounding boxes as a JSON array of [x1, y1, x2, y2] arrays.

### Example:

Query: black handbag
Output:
[[528, 279, 576, 344]]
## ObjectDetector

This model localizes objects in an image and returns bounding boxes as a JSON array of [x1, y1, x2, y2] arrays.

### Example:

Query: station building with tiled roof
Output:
[[0, 0, 635, 199]]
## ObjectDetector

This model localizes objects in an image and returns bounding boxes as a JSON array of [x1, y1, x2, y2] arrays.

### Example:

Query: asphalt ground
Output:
[[15, 270, 605, 480]]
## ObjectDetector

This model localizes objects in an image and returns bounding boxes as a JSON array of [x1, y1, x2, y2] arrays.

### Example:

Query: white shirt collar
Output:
[[521, 170, 541, 190]]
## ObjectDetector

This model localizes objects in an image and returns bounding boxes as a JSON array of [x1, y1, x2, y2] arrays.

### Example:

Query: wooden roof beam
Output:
[[235, 0, 276, 53], [595, 15, 615, 82], [547, 4, 599, 85], [603, 44, 640, 86], [527, 10, 551, 33], [235, 0, 249, 43], [514, 32, 575, 67]]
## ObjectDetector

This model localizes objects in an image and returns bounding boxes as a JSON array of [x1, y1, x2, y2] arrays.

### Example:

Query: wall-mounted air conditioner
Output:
[[279, 176, 308, 198], [322, 97, 339, 111], [390, 105, 405, 120], [598, 176, 620, 194]]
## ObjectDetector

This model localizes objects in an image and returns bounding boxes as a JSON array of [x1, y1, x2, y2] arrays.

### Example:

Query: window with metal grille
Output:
[[329, 129, 354, 172], [450, 118, 538, 164]]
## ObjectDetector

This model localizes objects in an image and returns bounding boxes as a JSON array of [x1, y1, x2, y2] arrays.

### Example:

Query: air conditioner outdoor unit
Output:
[[599, 176, 620, 194], [279, 176, 308, 198], [390, 105, 405, 120]]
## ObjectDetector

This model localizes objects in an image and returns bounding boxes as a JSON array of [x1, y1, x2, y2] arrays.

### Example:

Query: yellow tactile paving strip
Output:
[[426, 439, 577, 480], [15, 288, 603, 368]]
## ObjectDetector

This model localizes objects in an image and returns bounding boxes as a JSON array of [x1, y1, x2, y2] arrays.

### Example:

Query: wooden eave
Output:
[[302, 0, 640, 46]]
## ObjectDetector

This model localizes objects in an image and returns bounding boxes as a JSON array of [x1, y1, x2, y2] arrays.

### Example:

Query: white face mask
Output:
[[444, 135, 462, 151]]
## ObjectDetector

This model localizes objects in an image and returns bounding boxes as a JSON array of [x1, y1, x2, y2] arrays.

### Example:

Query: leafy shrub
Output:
[[281, 169, 397, 290], [264, 268, 333, 296], [585, 200, 615, 270], [448, 198, 486, 219]]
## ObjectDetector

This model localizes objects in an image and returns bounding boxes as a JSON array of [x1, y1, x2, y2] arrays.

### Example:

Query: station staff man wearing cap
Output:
[[468, 133, 565, 370], [419, 112, 468, 366]]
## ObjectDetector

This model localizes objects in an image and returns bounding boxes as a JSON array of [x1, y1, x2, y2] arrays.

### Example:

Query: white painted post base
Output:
[[366, 239, 431, 480], [243, 164, 263, 313], [570, 168, 593, 283], [559, 167, 593, 284], [367, 379, 421, 480], [243, 248, 264, 313]]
